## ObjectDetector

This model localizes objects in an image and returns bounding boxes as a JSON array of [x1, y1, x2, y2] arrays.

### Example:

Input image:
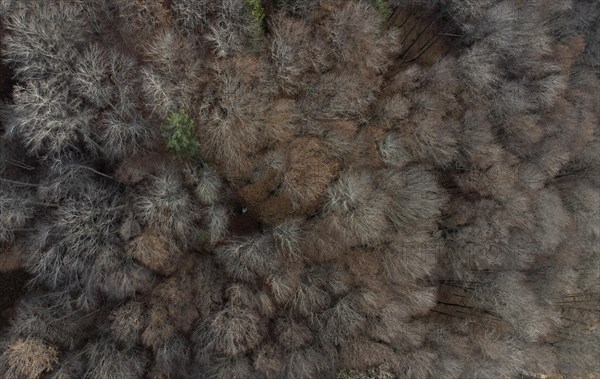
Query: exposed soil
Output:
[[0, 61, 12, 101], [0, 269, 29, 331], [0, 21, 15, 103], [226, 199, 264, 236]]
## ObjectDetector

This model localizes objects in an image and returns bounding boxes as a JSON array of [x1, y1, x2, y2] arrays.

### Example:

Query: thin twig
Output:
[[73, 164, 114, 180], [0, 177, 38, 187]]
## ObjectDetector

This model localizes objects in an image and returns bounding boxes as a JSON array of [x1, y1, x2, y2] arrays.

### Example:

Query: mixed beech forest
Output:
[[0, 0, 598, 378]]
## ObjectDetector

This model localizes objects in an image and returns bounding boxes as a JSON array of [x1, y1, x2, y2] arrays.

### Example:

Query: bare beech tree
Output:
[[4, 80, 95, 158], [2, 1, 86, 80]]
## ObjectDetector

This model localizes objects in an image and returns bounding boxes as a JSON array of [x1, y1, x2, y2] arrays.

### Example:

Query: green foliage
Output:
[[244, 0, 265, 26], [161, 111, 199, 158], [373, 0, 391, 21], [244, 0, 265, 44], [372, 0, 391, 34]]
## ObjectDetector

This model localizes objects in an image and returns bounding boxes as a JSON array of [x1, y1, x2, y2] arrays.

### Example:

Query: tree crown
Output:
[[161, 110, 199, 158]]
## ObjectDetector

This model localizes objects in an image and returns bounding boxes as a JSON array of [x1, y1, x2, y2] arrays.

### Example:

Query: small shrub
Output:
[[161, 111, 199, 158], [4, 338, 59, 379]]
